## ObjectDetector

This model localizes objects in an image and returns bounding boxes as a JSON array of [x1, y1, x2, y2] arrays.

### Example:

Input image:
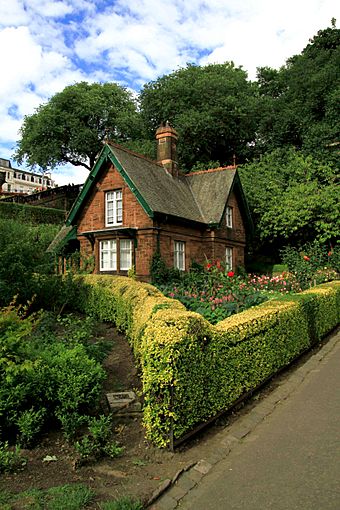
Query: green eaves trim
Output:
[[218, 172, 254, 233], [66, 144, 154, 226], [107, 151, 154, 219]]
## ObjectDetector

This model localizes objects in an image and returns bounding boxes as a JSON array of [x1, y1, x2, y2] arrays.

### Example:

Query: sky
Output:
[[0, 0, 339, 186]]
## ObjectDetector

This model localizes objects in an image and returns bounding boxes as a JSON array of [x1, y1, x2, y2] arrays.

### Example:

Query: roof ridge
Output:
[[186, 165, 236, 176], [106, 141, 163, 168]]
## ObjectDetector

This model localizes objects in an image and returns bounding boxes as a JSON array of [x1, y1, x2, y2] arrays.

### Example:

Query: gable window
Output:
[[100, 240, 117, 271], [120, 239, 133, 270], [174, 241, 185, 271], [105, 190, 122, 226], [226, 206, 233, 228], [226, 247, 233, 271]]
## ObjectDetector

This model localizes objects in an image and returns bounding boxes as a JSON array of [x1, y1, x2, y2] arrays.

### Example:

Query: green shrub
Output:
[[70, 275, 339, 447], [0, 202, 65, 224], [0, 441, 25, 473], [0, 307, 106, 443], [74, 415, 124, 462]]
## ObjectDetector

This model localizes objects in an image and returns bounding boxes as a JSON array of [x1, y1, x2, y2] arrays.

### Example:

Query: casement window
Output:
[[99, 239, 133, 272], [225, 247, 233, 271], [226, 206, 233, 228], [120, 239, 133, 271], [174, 241, 185, 271], [105, 190, 123, 226], [100, 240, 117, 271]]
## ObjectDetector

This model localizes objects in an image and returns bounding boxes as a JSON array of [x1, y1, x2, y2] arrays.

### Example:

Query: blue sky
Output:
[[0, 0, 339, 186]]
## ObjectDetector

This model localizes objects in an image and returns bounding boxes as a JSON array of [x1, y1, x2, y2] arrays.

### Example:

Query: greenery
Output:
[[100, 497, 143, 510], [0, 307, 106, 444], [71, 273, 339, 447], [0, 441, 26, 473], [256, 23, 340, 166], [15, 82, 142, 171], [0, 217, 59, 306], [140, 62, 257, 170], [0, 202, 65, 225], [238, 148, 339, 251], [74, 415, 124, 462], [0, 484, 95, 510]]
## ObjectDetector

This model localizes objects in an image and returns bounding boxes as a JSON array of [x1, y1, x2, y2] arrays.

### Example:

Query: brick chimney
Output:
[[155, 122, 179, 177]]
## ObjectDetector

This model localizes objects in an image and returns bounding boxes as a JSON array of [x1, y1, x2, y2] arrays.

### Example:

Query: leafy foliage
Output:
[[238, 148, 339, 249], [256, 25, 340, 166], [0, 202, 65, 225], [0, 307, 106, 444], [15, 82, 142, 171], [140, 63, 258, 170]]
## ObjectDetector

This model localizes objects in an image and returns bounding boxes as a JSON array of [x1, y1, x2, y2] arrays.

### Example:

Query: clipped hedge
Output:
[[74, 276, 339, 447], [0, 202, 65, 224]]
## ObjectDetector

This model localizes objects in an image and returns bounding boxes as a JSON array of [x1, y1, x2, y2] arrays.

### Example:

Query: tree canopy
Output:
[[238, 148, 339, 252], [256, 24, 340, 166], [139, 63, 258, 170], [15, 82, 141, 171]]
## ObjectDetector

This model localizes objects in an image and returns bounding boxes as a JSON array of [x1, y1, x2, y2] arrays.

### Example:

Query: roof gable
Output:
[[66, 142, 251, 229]]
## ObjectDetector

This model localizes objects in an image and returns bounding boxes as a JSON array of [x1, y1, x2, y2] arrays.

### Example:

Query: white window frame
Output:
[[226, 247, 233, 271], [120, 239, 133, 271], [226, 206, 233, 228], [105, 190, 123, 227], [174, 241, 185, 271], [100, 240, 117, 271]]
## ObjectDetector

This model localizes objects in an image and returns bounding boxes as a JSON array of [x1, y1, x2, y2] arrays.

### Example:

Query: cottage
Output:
[[57, 124, 252, 280]]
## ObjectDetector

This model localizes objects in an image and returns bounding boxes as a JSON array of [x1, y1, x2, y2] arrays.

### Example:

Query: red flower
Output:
[[328, 251, 332, 257], [303, 255, 310, 261], [206, 263, 212, 270], [227, 271, 234, 277]]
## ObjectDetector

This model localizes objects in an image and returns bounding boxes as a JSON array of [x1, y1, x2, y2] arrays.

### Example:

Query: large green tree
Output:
[[238, 148, 339, 253], [15, 82, 142, 171], [139, 63, 258, 171], [256, 23, 340, 166]]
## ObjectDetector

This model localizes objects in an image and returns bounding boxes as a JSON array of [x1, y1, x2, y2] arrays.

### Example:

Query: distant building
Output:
[[0, 158, 57, 195]]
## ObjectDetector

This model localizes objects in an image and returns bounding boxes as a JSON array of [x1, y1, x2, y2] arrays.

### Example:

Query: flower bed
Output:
[[158, 261, 302, 324]]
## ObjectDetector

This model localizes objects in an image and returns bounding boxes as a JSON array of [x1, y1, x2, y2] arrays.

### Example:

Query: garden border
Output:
[[74, 275, 340, 448]]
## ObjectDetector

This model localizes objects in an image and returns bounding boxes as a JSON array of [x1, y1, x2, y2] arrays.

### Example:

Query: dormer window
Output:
[[105, 190, 122, 226], [226, 206, 233, 228]]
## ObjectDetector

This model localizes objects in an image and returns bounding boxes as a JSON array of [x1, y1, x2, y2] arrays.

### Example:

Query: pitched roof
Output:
[[67, 142, 252, 229]]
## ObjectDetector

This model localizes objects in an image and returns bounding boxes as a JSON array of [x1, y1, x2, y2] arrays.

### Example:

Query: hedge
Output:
[[0, 202, 65, 224], [74, 276, 340, 447]]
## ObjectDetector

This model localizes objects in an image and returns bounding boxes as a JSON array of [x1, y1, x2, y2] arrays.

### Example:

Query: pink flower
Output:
[[303, 255, 310, 261]]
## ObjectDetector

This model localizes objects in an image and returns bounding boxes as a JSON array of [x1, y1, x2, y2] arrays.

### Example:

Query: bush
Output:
[[73, 274, 339, 447], [0, 307, 106, 443], [141, 281, 339, 446], [281, 241, 339, 289]]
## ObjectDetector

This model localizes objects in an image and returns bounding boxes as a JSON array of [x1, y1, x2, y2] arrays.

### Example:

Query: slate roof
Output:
[[66, 142, 252, 229]]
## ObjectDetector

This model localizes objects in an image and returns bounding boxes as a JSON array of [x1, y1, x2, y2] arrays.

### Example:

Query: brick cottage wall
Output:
[[76, 164, 247, 278]]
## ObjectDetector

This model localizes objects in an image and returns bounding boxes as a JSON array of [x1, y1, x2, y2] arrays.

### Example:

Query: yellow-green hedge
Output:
[[75, 276, 340, 447]]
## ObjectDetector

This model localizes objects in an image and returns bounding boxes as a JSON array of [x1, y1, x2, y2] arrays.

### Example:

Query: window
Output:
[[120, 239, 133, 270], [174, 241, 185, 271], [99, 239, 133, 272], [226, 247, 233, 271], [100, 240, 117, 271], [106, 190, 123, 226], [226, 206, 233, 228]]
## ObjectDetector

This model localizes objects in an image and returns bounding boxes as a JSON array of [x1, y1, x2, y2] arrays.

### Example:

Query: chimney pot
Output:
[[155, 123, 179, 177]]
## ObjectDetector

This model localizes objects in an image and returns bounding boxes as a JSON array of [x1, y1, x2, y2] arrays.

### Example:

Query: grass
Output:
[[0, 486, 143, 510], [0, 484, 95, 510]]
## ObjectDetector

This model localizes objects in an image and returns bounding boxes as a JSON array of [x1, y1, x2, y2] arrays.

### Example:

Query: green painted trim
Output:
[[66, 145, 110, 225], [107, 152, 154, 218], [66, 144, 154, 226], [218, 172, 254, 233]]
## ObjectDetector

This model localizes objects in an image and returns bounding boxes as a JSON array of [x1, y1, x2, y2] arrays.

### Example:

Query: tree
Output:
[[256, 24, 340, 166], [238, 148, 339, 253], [15, 82, 142, 171], [139, 63, 258, 171]]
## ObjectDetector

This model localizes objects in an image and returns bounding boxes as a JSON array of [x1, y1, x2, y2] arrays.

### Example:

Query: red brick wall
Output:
[[77, 164, 247, 277]]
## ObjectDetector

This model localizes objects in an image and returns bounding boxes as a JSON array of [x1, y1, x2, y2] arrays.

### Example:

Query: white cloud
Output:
[[0, 0, 338, 183]]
